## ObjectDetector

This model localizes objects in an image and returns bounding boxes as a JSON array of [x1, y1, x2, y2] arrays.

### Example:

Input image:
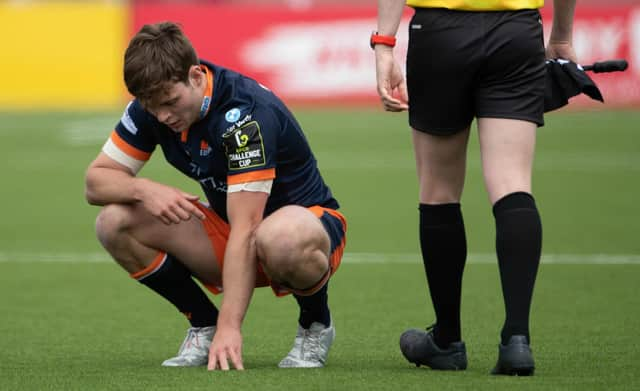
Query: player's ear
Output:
[[188, 65, 204, 87]]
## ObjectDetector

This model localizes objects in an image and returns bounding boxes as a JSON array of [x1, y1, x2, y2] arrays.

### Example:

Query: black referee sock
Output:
[[294, 283, 331, 329], [136, 253, 218, 328], [419, 203, 467, 348], [493, 192, 542, 345]]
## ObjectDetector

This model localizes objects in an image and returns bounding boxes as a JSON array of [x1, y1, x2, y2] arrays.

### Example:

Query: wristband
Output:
[[370, 32, 396, 49]]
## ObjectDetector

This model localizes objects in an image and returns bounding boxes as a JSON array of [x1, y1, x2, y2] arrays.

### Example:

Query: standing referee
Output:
[[373, 0, 576, 375]]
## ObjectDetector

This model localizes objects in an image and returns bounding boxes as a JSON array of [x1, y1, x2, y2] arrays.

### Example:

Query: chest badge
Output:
[[225, 108, 242, 123], [200, 140, 212, 157]]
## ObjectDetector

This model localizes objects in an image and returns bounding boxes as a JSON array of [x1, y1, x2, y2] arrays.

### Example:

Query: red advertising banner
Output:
[[133, 3, 640, 108]]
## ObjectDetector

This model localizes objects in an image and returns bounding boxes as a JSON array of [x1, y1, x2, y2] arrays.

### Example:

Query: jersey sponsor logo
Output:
[[223, 114, 253, 136], [120, 101, 138, 135], [200, 140, 212, 156], [234, 132, 249, 148], [223, 121, 266, 170], [225, 108, 242, 123], [200, 96, 212, 119]]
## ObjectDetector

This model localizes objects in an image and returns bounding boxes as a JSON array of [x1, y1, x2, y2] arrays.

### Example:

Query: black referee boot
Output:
[[399, 326, 467, 370], [491, 335, 535, 376]]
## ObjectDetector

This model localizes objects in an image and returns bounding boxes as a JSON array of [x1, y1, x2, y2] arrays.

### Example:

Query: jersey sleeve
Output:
[[222, 106, 278, 189], [102, 100, 157, 175]]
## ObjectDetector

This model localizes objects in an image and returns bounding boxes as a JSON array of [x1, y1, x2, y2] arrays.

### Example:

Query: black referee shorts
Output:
[[406, 8, 546, 135]]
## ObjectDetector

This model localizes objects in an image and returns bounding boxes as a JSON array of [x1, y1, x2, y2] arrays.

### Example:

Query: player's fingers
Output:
[[179, 199, 206, 220], [157, 214, 172, 225], [207, 353, 217, 371], [181, 192, 200, 201], [168, 211, 182, 224], [193, 208, 206, 220], [228, 348, 244, 370], [165, 210, 182, 224], [218, 351, 230, 371], [171, 204, 192, 221]]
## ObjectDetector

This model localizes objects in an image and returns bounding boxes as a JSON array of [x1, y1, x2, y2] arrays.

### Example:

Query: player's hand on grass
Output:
[[135, 178, 206, 224], [208, 326, 244, 371], [375, 46, 409, 112]]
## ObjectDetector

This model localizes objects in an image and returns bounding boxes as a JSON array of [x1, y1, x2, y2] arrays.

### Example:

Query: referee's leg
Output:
[[413, 128, 469, 348], [479, 117, 540, 375]]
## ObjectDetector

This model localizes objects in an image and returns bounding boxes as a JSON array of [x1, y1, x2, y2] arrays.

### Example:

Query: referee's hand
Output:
[[375, 47, 409, 112], [545, 40, 577, 63]]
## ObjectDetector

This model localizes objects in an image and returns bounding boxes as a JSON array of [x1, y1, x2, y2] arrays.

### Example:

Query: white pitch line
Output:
[[0, 252, 639, 265], [62, 117, 115, 146], [342, 253, 640, 264]]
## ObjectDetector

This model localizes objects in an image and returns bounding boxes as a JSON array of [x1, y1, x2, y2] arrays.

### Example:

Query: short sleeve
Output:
[[222, 106, 278, 185], [102, 100, 157, 174]]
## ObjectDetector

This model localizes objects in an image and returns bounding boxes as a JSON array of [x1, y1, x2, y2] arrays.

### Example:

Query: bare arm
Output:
[[85, 152, 205, 224], [546, 0, 577, 61], [375, 0, 409, 111], [85, 152, 146, 205], [377, 0, 405, 37], [208, 190, 269, 371], [549, 0, 576, 43]]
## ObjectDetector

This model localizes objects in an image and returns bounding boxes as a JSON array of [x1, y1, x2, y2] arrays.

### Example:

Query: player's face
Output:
[[146, 68, 206, 132]]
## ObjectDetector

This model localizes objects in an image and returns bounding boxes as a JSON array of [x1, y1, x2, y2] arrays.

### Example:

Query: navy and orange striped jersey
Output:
[[102, 60, 339, 222]]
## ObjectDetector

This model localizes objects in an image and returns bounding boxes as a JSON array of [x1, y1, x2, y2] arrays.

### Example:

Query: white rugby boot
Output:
[[161, 326, 216, 367], [278, 321, 335, 368]]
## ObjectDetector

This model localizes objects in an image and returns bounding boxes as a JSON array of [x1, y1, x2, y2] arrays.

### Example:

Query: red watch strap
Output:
[[370, 33, 396, 49]]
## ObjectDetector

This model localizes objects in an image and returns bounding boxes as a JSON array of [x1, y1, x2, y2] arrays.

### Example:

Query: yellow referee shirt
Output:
[[406, 0, 543, 11]]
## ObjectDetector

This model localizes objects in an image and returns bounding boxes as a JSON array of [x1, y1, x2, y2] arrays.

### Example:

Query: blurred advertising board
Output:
[[0, 2, 127, 110], [134, 3, 639, 108], [133, 4, 387, 105]]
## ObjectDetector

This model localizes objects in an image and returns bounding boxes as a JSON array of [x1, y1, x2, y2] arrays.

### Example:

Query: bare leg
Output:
[[95, 202, 221, 285], [95, 202, 221, 331], [478, 117, 541, 347], [257, 205, 337, 368], [255, 205, 331, 291], [477, 118, 535, 205], [412, 127, 470, 347], [413, 128, 470, 204]]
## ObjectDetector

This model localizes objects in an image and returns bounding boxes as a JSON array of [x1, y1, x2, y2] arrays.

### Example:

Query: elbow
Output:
[[85, 188, 100, 206], [84, 172, 102, 206], [84, 185, 99, 206]]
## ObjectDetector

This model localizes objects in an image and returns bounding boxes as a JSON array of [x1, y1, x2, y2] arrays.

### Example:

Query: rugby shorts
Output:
[[193, 202, 347, 297], [406, 8, 546, 134]]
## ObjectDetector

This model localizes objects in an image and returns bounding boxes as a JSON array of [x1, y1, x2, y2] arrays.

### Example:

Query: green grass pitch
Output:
[[0, 108, 639, 390]]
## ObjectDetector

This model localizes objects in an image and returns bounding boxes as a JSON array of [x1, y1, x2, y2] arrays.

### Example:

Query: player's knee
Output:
[[256, 223, 296, 263], [257, 232, 328, 285], [256, 227, 302, 279], [95, 204, 133, 246], [255, 206, 330, 283]]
